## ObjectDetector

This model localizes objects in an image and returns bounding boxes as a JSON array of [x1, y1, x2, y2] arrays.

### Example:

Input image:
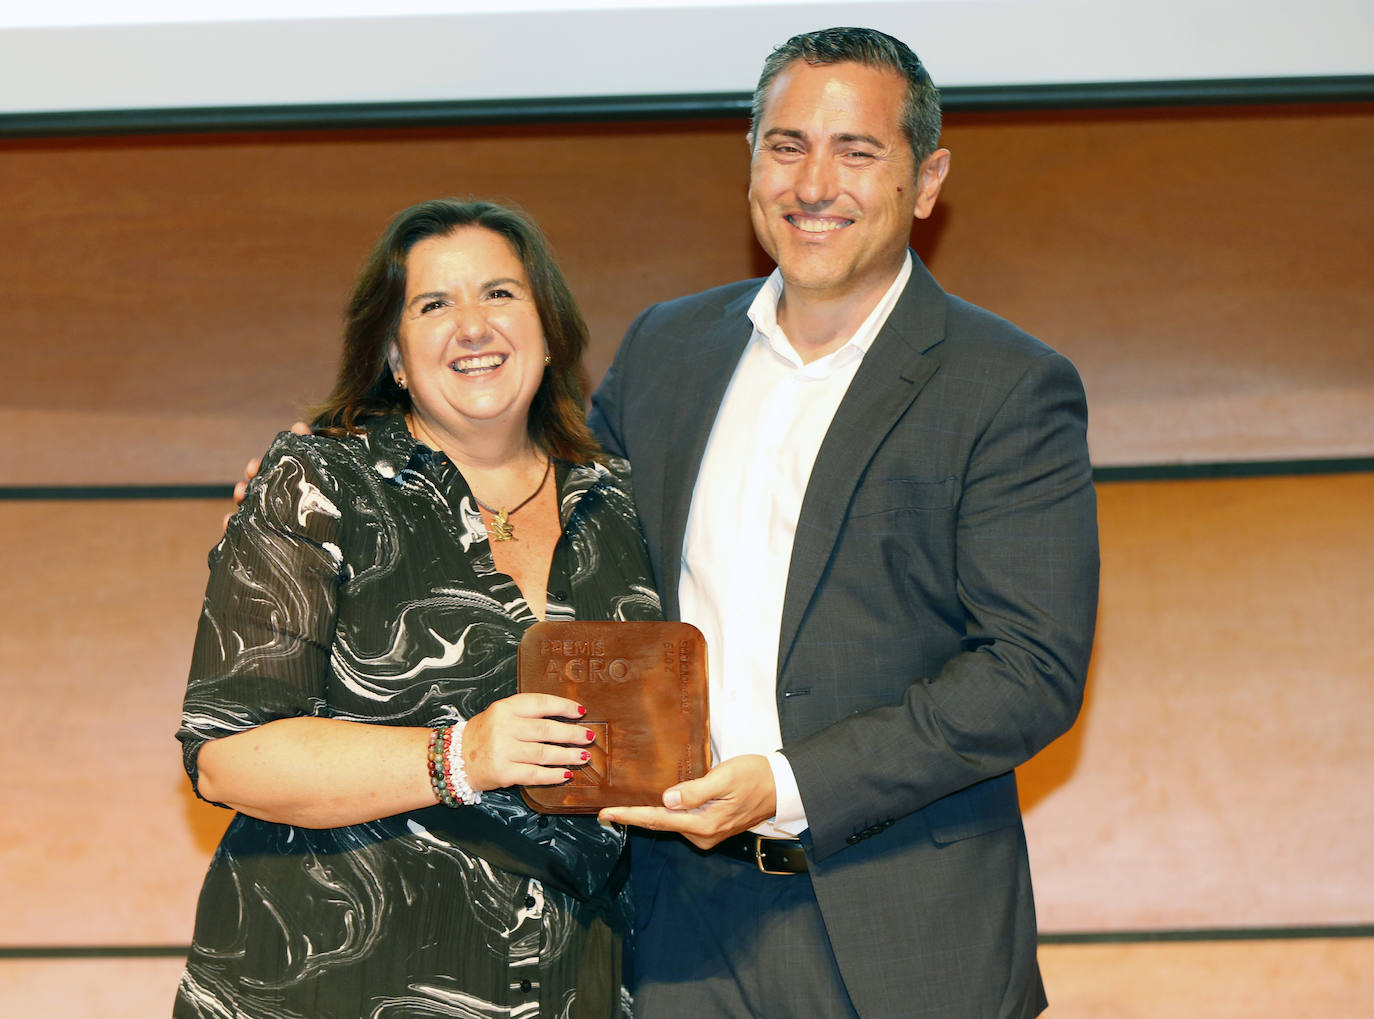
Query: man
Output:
[[591, 26, 1099, 1019]]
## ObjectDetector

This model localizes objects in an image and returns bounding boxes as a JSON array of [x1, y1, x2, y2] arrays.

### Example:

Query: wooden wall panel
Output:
[[0, 122, 759, 486], [1038, 939, 1374, 1017], [0, 501, 230, 946], [1, 103, 1371, 487], [1, 100, 1370, 1010], [932, 105, 1374, 466], [2, 477, 1369, 946], [0, 958, 190, 1017], [1022, 474, 1374, 930]]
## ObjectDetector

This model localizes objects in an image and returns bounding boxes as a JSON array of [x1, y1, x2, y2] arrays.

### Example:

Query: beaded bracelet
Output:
[[426, 721, 483, 807], [444, 718, 482, 806], [427, 726, 461, 808]]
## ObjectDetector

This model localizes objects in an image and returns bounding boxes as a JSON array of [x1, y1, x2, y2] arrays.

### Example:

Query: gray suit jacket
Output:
[[589, 254, 1099, 1018]]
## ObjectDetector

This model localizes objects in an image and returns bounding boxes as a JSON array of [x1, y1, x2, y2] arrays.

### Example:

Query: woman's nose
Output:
[[454, 305, 489, 343]]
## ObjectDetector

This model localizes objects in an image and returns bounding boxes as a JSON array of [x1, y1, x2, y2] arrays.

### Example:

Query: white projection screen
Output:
[[2, 0, 1372, 118]]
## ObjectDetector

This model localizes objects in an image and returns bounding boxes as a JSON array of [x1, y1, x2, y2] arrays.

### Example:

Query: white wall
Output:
[[3, 0, 1372, 114]]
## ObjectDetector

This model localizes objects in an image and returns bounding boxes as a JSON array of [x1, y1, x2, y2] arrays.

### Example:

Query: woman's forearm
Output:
[[195, 717, 437, 828]]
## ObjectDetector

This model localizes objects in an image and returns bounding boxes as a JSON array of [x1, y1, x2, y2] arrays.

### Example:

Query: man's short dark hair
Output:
[[750, 26, 942, 166]]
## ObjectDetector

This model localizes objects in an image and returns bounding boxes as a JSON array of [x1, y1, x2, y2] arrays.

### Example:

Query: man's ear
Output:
[[913, 148, 951, 220]]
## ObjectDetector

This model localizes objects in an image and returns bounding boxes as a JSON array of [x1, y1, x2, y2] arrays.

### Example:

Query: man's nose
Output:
[[794, 152, 837, 205]]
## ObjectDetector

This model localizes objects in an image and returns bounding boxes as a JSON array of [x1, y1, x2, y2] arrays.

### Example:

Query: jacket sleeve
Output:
[[783, 349, 1100, 861]]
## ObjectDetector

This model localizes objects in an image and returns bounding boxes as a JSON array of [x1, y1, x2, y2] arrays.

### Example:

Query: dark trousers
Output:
[[629, 832, 862, 1019]]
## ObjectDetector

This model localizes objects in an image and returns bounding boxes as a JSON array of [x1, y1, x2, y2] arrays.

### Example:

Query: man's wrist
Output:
[[765, 750, 807, 835]]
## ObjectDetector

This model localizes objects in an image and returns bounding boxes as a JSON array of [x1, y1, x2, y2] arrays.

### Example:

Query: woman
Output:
[[175, 199, 660, 1018]]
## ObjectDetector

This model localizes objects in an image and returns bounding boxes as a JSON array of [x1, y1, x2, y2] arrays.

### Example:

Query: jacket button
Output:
[[846, 833, 862, 845]]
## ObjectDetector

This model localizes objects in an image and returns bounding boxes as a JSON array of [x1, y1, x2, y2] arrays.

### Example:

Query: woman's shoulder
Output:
[[257, 428, 367, 483], [596, 453, 633, 482], [565, 454, 635, 494], [258, 415, 415, 480]]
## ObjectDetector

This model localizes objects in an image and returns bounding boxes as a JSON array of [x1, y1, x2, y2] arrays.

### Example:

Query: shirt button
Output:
[[553, 589, 569, 601], [520, 979, 533, 993], [524, 895, 536, 909]]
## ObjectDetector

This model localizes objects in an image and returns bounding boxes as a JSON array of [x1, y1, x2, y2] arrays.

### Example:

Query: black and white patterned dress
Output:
[[175, 414, 661, 1019]]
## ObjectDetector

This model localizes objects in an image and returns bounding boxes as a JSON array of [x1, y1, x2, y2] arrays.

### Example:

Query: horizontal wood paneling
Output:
[[1, 102, 1370, 1010], [0, 500, 230, 945], [0, 958, 190, 1017], [1022, 473, 1374, 930], [1, 103, 1370, 486], [1038, 938, 1374, 1017], [2, 474, 1370, 945]]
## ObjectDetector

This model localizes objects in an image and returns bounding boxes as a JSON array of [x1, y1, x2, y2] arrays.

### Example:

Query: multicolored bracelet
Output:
[[427, 726, 460, 807], [426, 721, 482, 808]]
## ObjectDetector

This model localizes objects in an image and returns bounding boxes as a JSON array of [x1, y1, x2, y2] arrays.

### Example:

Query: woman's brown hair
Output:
[[310, 198, 601, 464]]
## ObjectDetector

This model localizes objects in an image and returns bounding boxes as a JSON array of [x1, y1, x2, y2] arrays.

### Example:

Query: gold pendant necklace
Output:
[[473, 457, 551, 542]]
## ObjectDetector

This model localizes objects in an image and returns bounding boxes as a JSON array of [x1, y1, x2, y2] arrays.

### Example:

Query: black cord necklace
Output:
[[473, 457, 551, 542]]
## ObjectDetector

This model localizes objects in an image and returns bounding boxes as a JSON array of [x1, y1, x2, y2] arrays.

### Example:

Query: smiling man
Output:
[[591, 26, 1100, 1019]]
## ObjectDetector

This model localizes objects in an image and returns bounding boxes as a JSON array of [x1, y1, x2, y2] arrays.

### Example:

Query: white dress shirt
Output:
[[678, 253, 913, 835]]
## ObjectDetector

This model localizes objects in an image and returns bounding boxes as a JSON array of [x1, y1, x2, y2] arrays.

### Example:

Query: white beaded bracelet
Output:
[[443, 718, 482, 806]]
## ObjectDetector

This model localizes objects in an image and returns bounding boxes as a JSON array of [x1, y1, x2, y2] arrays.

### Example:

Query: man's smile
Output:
[[786, 214, 852, 234]]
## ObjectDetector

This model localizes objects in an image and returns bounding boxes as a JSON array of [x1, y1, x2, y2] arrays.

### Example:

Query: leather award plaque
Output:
[[517, 620, 710, 813]]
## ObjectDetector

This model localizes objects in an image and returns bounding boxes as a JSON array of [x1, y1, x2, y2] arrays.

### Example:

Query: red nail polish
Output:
[[585, 729, 595, 742], [581, 750, 590, 762], [577, 705, 587, 716], [563, 771, 573, 781]]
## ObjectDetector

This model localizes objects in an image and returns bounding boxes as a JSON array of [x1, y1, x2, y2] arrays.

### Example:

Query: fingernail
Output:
[[581, 750, 590, 762], [563, 771, 574, 781], [585, 729, 595, 742], [577, 705, 587, 716], [664, 790, 683, 809]]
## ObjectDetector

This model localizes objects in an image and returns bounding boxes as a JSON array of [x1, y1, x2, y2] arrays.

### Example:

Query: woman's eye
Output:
[[487, 288, 515, 301], [420, 300, 445, 314]]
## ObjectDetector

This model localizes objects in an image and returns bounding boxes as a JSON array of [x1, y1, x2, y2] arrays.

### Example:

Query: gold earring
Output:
[[543, 354, 552, 366]]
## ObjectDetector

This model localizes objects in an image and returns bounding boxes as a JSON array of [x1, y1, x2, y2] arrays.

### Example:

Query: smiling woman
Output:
[[390, 229, 551, 470], [174, 198, 661, 1018]]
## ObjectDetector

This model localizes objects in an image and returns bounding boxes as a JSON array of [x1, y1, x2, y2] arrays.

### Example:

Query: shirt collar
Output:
[[745, 250, 913, 370]]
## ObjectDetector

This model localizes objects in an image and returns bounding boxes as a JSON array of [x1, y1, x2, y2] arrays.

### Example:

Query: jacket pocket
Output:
[[848, 476, 958, 519], [923, 773, 1023, 845]]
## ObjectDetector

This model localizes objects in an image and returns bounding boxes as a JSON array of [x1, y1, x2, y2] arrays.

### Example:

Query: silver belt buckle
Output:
[[753, 834, 801, 875]]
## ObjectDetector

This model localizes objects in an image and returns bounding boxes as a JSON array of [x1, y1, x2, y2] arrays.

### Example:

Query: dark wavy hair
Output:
[[310, 198, 601, 464], [750, 26, 942, 167]]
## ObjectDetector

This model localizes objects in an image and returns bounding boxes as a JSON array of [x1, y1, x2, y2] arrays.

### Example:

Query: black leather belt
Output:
[[713, 832, 808, 874]]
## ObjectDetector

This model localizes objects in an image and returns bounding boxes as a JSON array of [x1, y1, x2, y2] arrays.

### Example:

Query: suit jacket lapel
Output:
[[777, 258, 947, 675], [656, 286, 758, 618]]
